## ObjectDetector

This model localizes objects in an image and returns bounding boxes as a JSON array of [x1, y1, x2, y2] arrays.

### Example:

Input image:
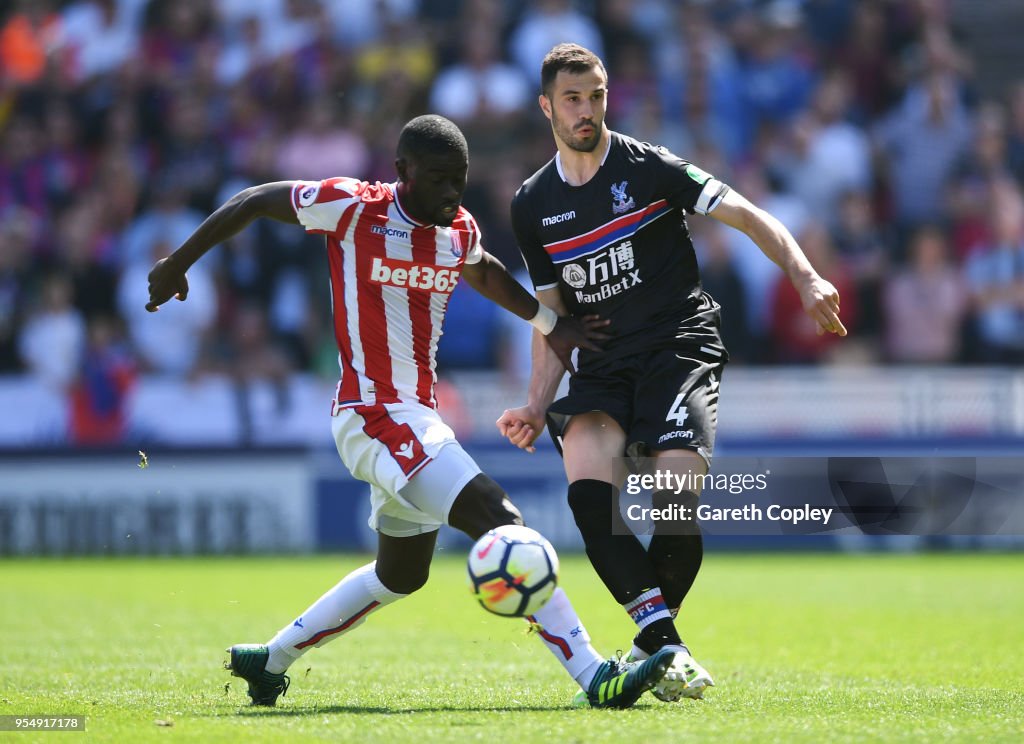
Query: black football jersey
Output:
[[512, 131, 730, 361]]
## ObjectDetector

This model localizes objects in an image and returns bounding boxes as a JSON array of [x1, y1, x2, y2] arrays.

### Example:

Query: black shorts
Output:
[[546, 344, 726, 465]]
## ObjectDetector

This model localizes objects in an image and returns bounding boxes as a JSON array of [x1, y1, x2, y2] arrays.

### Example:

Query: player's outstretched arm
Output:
[[710, 189, 847, 337], [145, 182, 300, 312], [461, 252, 609, 373], [495, 288, 573, 453]]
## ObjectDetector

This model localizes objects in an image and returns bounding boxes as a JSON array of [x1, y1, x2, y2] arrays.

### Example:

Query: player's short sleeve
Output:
[[653, 146, 730, 216], [291, 177, 364, 234], [511, 188, 559, 291], [461, 213, 484, 265]]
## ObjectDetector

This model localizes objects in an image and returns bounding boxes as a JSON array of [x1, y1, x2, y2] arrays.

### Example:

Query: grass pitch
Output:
[[1, 553, 1022, 743]]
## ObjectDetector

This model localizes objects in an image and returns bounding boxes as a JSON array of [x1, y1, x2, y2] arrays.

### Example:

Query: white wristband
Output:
[[529, 302, 558, 335]]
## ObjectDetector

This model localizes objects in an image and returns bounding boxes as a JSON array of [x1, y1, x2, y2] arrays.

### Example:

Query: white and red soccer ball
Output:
[[466, 525, 559, 617]]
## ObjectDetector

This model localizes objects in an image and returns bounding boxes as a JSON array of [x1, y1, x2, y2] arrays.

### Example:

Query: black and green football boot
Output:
[[225, 644, 290, 706], [584, 648, 675, 709]]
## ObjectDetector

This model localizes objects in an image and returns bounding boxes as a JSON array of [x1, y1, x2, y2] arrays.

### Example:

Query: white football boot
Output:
[[651, 648, 715, 701]]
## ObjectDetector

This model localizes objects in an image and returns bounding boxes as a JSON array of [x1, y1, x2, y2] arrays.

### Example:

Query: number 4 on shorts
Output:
[[665, 393, 689, 426]]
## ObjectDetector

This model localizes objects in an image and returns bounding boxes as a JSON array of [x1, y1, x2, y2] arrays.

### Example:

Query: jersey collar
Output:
[[555, 132, 612, 184], [392, 182, 432, 228]]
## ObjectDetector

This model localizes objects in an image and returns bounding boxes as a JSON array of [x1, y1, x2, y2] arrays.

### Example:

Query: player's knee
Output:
[[376, 562, 430, 595], [448, 474, 523, 540]]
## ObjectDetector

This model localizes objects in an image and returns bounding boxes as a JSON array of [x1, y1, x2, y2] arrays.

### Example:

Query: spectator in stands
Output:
[[509, 0, 604, 82], [0, 0, 63, 86], [56, 193, 118, 321], [219, 88, 276, 177], [69, 314, 136, 444], [785, 71, 871, 229], [276, 95, 370, 182], [120, 176, 204, 266], [18, 272, 86, 389], [832, 189, 888, 338], [0, 114, 49, 221], [429, 29, 530, 124], [0, 208, 36, 372], [158, 92, 227, 212], [948, 102, 1012, 260], [735, 4, 816, 151], [221, 302, 292, 385], [651, 1, 745, 160], [770, 222, 856, 363], [595, 0, 658, 71], [215, 14, 268, 86], [139, 0, 216, 85], [60, 0, 142, 83], [874, 71, 972, 231], [117, 238, 216, 375], [98, 100, 156, 188], [1007, 81, 1024, 187], [40, 98, 93, 212], [263, 0, 317, 61], [832, 0, 898, 120], [602, 37, 655, 127], [355, 12, 435, 93], [324, 0, 419, 52], [963, 179, 1024, 363], [884, 225, 967, 363], [91, 147, 145, 242]]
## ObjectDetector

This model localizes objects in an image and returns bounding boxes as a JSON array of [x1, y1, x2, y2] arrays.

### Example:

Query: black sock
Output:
[[567, 479, 660, 605], [634, 618, 684, 656], [647, 489, 704, 615], [633, 490, 703, 656]]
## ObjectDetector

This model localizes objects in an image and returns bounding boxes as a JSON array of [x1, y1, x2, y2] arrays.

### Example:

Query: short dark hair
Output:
[[540, 43, 606, 97], [397, 115, 468, 160]]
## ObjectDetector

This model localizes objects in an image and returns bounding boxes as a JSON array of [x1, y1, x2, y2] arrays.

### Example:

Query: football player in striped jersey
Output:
[[147, 114, 674, 709]]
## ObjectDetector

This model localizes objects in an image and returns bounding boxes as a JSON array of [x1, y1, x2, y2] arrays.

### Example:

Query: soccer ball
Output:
[[466, 525, 559, 617]]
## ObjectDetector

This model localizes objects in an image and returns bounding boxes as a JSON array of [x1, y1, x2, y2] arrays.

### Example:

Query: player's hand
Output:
[[145, 257, 190, 312], [796, 275, 846, 337], [496, 405, 546, 453], [545, 314, 611, 375]]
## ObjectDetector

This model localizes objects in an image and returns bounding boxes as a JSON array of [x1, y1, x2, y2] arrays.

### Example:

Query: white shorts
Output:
[[331, 402, 482, 537]]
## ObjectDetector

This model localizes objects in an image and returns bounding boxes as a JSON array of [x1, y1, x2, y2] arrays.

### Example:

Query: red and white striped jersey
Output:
[[291, 177, 483, 410]]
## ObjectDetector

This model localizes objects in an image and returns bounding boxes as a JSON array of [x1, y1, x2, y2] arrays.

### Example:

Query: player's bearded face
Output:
[[547, 68, 607, 153], [399, 150, 468, 227]]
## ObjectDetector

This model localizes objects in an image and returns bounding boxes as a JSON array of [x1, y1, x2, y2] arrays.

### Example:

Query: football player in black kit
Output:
[[497, 44, 847, 704]]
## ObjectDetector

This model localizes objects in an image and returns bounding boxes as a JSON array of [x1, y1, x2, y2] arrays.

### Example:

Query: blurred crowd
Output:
[[3, 0, 1024, 443]]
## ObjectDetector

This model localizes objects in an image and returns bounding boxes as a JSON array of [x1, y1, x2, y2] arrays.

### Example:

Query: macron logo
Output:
[[396, 441, 415, 459], [542, 210, 576, 226], [369, 256, 460, 293], [371, 224, 410, 239]]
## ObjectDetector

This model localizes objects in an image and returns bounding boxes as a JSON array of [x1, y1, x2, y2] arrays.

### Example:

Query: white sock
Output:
[[265, 562, 404, 673], [528, 588, 605, 690]]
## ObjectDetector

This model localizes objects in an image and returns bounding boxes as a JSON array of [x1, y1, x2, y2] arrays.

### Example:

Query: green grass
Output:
[[1, 553, 1022, 743]]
